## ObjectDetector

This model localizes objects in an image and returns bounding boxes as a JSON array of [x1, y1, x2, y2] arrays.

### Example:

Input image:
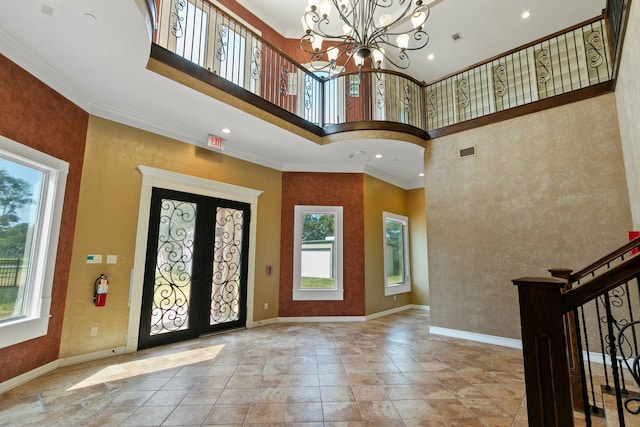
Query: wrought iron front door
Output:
[[138, 188, 250, 350]]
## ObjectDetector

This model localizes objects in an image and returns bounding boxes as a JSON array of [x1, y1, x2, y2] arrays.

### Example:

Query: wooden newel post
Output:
[[548, 268, 585, 412], [512, 277, 575, 427]]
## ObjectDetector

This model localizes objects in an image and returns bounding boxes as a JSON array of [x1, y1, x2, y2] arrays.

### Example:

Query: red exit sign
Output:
[[207, 134, 224, 151]]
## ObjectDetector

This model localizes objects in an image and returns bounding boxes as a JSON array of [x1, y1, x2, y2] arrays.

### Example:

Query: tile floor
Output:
[[0, 309, 613, 426]]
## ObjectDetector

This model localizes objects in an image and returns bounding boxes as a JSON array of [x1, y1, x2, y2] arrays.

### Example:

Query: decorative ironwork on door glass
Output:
[[150, 198, 196, 335], [210, 207, 244, 325]]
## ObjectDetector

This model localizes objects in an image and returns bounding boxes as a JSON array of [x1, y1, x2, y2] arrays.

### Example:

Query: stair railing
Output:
[[513, 236, 640, 426]]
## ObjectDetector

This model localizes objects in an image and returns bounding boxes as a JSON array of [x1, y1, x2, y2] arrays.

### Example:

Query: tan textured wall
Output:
[[425, 94, 632, 339], [363, 175, 411, 315], [408, 188, 429, 306], [60, 116, 282, 357], [615, 0, 640, 229]]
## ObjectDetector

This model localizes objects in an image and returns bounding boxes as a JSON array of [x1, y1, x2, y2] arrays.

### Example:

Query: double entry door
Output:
[[138, 188, 250, 350]]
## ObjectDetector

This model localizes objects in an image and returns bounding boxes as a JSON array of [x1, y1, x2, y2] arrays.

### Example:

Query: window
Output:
[[173, 3, 208, 67], [383, 212, 411, 296], [217, 26, 246, 86], [293, 206, 343, 300], [0, 136, 68, 348]]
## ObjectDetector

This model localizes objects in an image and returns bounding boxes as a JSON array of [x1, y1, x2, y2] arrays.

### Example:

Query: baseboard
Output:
[[0, 360, 59, 395], [250, 317, 279, 327], [430, 326, 523, 349], [57, 346, 128, 367], [278, 304, 429, 323], [278, 315, 367, 322], [366, 304, 425, 320]]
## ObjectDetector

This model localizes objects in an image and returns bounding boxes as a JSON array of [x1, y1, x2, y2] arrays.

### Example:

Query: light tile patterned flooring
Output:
[[0, 308, 583, 426]]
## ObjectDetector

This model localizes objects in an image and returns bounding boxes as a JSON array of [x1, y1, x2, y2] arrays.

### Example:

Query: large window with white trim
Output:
[[293, 205, 343, 301], [383, 211, 411, 296], [0, 136, 68, 348]]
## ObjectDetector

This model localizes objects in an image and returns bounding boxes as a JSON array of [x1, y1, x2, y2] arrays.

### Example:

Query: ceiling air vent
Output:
[[459, 146, 476, 158], [451, 32, 463, 42]]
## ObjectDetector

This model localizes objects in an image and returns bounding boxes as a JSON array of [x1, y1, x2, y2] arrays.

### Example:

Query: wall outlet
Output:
[[90, 326, 98, 336], [264, 303, 268, 310]]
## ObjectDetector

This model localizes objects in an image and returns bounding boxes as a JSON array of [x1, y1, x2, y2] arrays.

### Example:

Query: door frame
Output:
[[126, 165, 262, 353]]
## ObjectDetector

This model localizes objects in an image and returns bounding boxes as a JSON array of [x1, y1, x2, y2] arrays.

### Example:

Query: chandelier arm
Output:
[[304, 9, 352, 40], [377, 48, 411, 69], [380, 0, 415, 29], [306, 45, 357, 76], [362, 0, 377, 46], [331, 0, 357, 30], [375, 32, 429, 52], [300, 35, 354, 56], [370, 5, 429, 40]]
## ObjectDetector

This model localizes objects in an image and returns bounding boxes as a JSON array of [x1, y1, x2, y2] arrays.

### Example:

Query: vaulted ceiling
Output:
[[1, 0, 604, 189]]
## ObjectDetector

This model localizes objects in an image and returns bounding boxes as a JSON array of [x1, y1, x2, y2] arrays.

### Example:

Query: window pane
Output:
[[300, 213, 335, 289], [218, 26, 246, 86], [0, 159, 43, 322], [385, 218, 406, 285], [175, 3, 208, 67]]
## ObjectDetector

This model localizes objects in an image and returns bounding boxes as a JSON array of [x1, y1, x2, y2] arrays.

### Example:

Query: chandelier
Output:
[[300, 0, 430, 77]]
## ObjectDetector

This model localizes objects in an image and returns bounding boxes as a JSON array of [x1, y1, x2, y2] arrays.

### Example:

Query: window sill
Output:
[[293, 288, 344, 301], [0, 315, 50, 349], [385, 282, 411, 296]]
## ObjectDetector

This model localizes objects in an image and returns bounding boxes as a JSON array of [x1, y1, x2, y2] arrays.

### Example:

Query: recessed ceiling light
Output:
[[419, 172, 425, 177], [427, 54, 435, 61], [375, 153, 383, 159], [221, 128, 231, 134], [521, 10, 531, 19]]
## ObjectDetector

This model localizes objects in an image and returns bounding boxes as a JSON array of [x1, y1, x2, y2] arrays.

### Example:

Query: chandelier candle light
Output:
[[300, 0, 430, 77]]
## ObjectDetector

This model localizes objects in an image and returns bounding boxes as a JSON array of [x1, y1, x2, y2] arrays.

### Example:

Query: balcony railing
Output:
[[152, 0, 614, 137], [426, 18, 612, 130]]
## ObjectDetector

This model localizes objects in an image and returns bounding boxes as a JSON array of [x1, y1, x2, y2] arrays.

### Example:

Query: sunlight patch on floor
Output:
[[67, 344, 225, 390]]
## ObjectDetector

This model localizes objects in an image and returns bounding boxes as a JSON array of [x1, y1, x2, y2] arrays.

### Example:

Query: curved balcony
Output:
[[148, 0, 614, 142]]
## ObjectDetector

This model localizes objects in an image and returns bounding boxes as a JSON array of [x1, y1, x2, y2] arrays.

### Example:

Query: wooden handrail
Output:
[[569, 236, 640, 284], [561, 252, 640, 312]]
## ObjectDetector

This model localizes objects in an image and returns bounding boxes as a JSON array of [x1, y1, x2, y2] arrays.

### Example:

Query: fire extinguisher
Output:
[[94, 273, 109, 307]]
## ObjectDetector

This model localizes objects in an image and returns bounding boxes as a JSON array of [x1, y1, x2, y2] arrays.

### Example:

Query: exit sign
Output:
[[207, 134, 224, 151]]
